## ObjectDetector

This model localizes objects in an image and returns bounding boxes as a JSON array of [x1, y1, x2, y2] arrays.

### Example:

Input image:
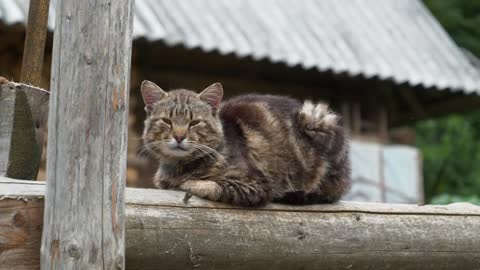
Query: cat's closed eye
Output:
[[189, 120, 201, 127], [160, 118, 172, 126]]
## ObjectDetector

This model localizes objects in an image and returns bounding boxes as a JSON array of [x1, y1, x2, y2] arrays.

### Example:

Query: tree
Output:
[[418, 0, 480, 204], [423, 0, 480, 57]]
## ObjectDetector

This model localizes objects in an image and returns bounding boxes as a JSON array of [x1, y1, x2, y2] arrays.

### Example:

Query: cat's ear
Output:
[[197, 82, 223, 111], [141, 80, 167, 112]]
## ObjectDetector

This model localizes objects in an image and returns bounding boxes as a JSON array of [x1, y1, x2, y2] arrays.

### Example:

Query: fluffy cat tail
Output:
[[298, 100, 339, 133]]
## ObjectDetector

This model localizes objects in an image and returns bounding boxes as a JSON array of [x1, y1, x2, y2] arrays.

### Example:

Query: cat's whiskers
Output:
[[137, 140, 169, 159], [195, 147, 225, 167], [131, 136, 146, 141], [193, 146, 219, 162], [188, 142, 228, 168]]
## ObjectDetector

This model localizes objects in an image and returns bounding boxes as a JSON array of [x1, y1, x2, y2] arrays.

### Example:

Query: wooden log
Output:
[[0, 78, 49, 179], [40, 0, 134, 269], [1, 178, 480, 270]]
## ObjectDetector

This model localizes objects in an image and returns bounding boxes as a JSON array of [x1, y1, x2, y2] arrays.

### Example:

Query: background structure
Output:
[[1, 0, 479, 204]]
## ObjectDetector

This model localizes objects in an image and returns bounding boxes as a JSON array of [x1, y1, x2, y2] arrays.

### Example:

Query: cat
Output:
[[140, 80, 351, 206]]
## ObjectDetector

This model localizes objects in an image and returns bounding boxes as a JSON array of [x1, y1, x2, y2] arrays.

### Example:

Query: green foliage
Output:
[[417, 1, 480, 204], [431, 194, 480, 205], [423, 0, 480, 57], [416, 112, 480, 203]]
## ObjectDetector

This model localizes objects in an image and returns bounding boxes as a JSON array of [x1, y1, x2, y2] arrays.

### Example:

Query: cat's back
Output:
[[218, 93, 306, 169], [219, 94, 302, 130]]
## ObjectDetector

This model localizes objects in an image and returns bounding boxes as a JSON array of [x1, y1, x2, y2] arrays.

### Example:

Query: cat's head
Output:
[[140, 80, 224, 161]]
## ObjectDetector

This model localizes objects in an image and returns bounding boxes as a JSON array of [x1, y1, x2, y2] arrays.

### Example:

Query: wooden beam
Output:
[[143, 68, 336, 101], [2, 178, 480, 270], [0, 78, 49, 179], [393, 95, 480, 126], [40, 0, 134, 269], [398, 87, 427, 120], [424, 95, 480, 116]]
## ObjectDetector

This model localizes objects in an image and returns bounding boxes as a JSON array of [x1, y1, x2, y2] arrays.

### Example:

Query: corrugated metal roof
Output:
[[1, 0, 479, 94]]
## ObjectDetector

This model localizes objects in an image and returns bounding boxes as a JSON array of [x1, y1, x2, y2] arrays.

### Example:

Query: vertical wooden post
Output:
[[20, 0, 51, 179], [351, 102, 362, 135], [377, 106, 389, 143], [40, 0, 134, 269], [20, 0, 50, 87]]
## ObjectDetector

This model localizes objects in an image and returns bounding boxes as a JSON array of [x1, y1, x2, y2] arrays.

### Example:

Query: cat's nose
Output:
[[174, 134, 186, 143]]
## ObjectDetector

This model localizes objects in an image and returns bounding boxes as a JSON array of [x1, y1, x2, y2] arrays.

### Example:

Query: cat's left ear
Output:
[[141, 80, 167, 113], [197, 82, 223, 111]]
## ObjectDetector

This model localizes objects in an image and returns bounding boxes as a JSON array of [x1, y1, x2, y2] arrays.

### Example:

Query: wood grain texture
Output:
[[2, 178, 480, 270], [0, 84, 16, 176], [0, 197, 44, 270], [0, 81, 49, 179], [40, 0, 134, 269]]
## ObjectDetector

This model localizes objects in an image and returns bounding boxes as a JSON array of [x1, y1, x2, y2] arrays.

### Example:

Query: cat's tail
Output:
[[295, 100, 351, 203], [298, 100, 339, 133]]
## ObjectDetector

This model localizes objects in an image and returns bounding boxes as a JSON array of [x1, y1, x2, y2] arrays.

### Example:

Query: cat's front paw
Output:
[[179, 180, 222, 201]]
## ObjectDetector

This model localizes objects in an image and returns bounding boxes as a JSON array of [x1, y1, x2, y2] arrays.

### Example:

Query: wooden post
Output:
[[40, 0, 134, 269], [20, 0, 50, 87], [0, 78, 49, 179]]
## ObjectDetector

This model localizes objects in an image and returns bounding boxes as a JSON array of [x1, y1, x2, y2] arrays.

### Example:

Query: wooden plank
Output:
[[2, 178, 480, 270], [0, 178, 44, 270], [0, 79, 49, 179], [0, 79, 16, 177], [39, 0, 134, 269], [0, 197, 44, 270]]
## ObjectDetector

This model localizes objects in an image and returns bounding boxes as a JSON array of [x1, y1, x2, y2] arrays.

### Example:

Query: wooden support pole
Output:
[[0, 78, 49, 179], [2, 178, 480, 270], [20, 0, 50, 87], [40, 0, 134, 269]]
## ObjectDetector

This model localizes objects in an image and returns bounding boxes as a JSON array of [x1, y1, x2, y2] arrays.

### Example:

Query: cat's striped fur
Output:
[[141, 80, 351, 206]]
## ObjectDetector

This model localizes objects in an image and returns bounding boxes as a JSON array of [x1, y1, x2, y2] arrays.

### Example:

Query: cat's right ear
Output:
[[141, 80, 167, 113]]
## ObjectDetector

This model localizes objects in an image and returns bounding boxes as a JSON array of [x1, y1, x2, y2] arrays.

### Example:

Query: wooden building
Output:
[[1, 0, 479, 203]]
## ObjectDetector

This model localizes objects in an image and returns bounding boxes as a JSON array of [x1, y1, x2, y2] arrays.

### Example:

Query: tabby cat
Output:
[[141, 80, 351, 206]]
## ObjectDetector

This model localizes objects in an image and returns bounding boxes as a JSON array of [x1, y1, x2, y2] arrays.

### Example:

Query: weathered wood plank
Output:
[[0, 198, 44, 270], [0, 79, 49, 179], [2, 178, 480, 270], [0, 80, 16, 176], [40, 0, 134, 269]]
